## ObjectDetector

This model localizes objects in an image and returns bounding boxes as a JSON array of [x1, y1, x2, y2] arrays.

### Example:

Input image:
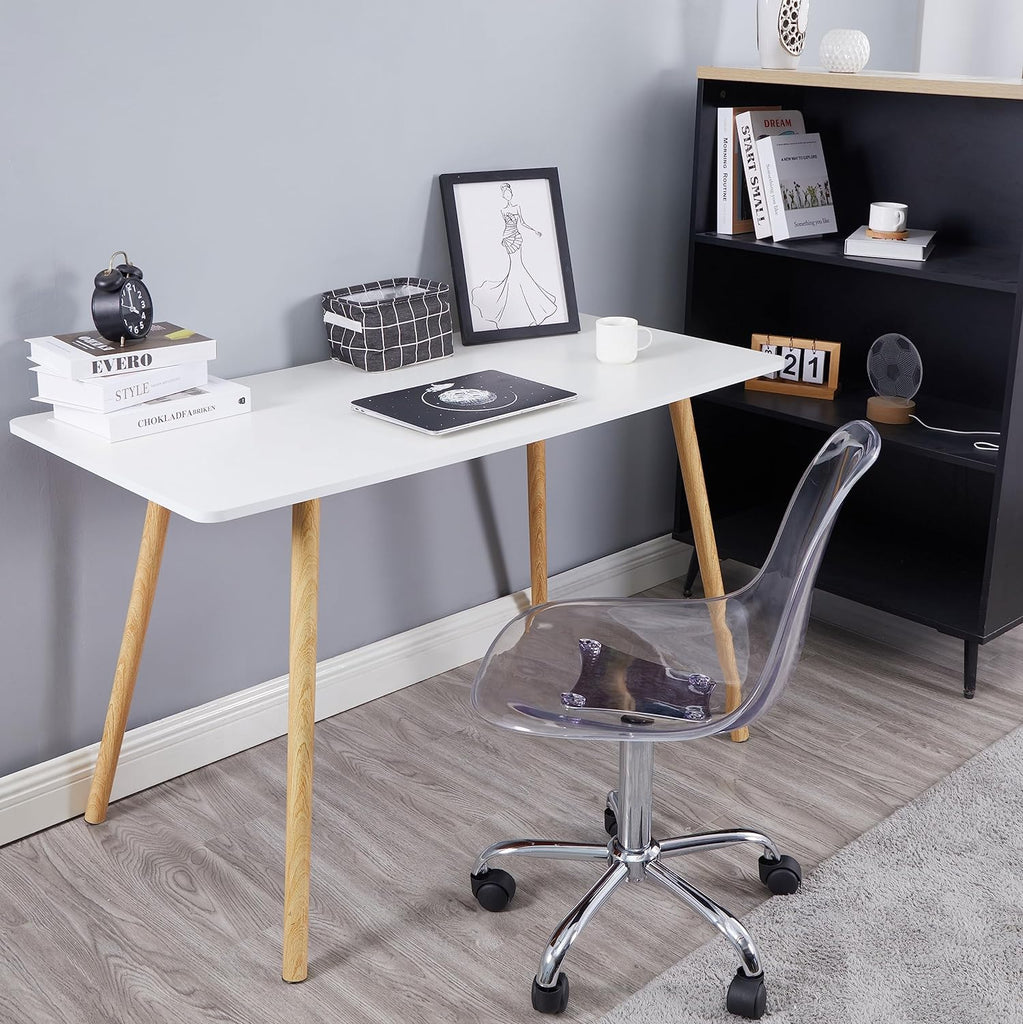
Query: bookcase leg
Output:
[[963, 639, 979, 700], [527, 440, 549, 605], [669, 399, 749, 743], [283, 499, 320, 983], [85, 501, 170, 825]]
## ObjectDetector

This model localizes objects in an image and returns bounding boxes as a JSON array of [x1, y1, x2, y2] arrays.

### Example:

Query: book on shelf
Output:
[[844, 226, 937, 261], [51, 376, 250, 442], [716, 105, 780, 234], [756, 132, 837, 241], [26, 322, 216, 381], [31, 360, 209, 413], [735, 109, 806, 239]]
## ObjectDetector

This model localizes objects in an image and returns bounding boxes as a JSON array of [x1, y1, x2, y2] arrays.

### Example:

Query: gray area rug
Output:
[[601, 725, 1023, 1023]]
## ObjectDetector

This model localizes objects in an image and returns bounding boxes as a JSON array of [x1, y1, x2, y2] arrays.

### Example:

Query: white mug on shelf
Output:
[[869, 202, 909, 233], [595, 317, 653, 364]]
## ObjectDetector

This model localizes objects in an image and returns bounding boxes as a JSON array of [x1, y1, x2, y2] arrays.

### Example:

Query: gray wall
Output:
[[0, 1, 920, 777]]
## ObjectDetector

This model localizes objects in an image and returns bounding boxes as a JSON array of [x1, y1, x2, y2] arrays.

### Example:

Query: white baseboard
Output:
[[0, 534, 691, 847]]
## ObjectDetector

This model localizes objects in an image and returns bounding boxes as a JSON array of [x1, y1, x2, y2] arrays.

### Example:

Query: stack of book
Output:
[[718, 106, 837, 242], [26, 322, 251, 441]]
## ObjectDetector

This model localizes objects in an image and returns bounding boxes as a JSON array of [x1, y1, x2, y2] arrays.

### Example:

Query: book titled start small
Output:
[[26, 322, 217, 381]]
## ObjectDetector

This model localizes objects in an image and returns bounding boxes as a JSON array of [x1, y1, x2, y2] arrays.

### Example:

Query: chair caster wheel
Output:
[[726, 969, 767, 1019], [470, 868, 516, 912], [758, 853, 802, 895], [604, 806, 618, 837], [531, 973, 569, 1014]]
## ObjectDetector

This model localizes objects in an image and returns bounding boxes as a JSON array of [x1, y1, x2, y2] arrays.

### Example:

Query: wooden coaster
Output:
[[866, 227, 910, 240]]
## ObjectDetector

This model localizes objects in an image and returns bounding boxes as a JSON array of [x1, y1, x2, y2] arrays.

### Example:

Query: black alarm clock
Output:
[[91, 251, 154, 344]]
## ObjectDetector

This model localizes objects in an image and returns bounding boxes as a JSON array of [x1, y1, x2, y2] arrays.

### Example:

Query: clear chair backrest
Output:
[[724, 420, 881, 729]]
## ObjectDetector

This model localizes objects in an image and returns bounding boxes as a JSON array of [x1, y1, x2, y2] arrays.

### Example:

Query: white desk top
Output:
[[10, 315, 780, 523]]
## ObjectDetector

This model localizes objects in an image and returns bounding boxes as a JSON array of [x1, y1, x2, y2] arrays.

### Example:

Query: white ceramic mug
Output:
[[869, 202, 908, 233], [595, 317, 653, 364]]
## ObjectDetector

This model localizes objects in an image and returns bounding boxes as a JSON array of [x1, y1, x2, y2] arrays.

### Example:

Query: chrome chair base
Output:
[[470, 741, 800, 1019]]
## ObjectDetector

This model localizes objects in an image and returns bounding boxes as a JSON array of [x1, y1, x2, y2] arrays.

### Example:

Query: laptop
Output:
[[351, 369, 576, 435]]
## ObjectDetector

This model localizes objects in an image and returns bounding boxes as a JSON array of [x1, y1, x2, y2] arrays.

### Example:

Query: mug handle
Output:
[[894, 208, 908, 231], [637, 327, 653, 351]]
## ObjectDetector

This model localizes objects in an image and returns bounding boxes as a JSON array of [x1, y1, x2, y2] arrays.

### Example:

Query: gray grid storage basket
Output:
[[322, 277, 453, 372]]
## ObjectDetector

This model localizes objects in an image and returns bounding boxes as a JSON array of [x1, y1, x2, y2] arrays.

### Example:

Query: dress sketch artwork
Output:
[[470, 183, 558, 330]]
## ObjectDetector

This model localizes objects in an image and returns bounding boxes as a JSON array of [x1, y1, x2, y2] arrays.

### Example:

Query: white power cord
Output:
[[909, 415, 1000, 452]]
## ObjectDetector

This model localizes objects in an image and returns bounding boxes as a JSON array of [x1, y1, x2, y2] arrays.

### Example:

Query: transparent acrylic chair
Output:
[[469, 421, 880, 1019]]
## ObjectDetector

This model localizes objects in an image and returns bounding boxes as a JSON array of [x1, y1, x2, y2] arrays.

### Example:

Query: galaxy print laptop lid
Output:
[[351, 369, 576, 435]]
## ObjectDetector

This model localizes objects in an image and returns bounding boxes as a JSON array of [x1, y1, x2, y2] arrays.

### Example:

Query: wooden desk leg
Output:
[[669, 400, 749, 743], [85, 501, 170, 824], [283, 499, 320, 983], [526, 441, 549, 605]]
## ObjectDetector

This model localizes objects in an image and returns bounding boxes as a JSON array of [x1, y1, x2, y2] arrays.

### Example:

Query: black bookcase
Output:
[[675, 68, 1023, 698]]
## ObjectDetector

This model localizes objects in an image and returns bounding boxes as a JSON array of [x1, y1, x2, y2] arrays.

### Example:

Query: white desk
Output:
[[10, 313, 780, 981]]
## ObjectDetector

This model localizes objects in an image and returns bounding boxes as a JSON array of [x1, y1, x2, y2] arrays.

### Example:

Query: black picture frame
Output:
[[439, 167, 580, 345]]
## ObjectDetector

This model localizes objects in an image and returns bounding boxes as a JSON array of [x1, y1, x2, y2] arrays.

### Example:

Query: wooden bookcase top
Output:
[[698, 66, 1023, 101]]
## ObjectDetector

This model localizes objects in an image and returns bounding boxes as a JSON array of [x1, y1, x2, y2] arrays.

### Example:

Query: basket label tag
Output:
[[323, 310, 363, 333]]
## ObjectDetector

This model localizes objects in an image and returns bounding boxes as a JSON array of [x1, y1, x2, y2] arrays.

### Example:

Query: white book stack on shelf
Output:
[[26, 321, 251, 441]]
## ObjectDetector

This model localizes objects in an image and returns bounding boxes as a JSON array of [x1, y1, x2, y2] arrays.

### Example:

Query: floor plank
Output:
[[1, 576, 1022, 1024]]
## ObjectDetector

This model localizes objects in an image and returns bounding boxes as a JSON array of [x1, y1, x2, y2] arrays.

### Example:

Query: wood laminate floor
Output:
[[2, 576, 1022, 1024]]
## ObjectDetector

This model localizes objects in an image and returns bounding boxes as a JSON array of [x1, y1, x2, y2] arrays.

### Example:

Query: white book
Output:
[[32, 360, 209, 413], [844, 226, 937, 261], [26, 322, 216, 381], [51, 376, 250, 442], [716, 105, 779, 234], [735, 109, 806, 239], [756, 132, 837, 241]]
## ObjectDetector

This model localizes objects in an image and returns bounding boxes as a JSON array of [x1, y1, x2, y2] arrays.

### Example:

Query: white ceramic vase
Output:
[[757, 0, 811, 70], [819, 28, 871, 73]]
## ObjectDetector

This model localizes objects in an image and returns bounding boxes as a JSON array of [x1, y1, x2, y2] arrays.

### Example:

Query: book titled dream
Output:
[[735, 109, 806, 239], [756, 132, 837, 241]]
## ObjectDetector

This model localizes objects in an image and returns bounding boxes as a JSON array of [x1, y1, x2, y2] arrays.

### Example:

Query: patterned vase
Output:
[[819, 28, 871, 73], [757, 0, 811, 70]]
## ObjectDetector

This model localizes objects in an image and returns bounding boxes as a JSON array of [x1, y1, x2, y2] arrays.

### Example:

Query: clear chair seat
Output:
[[472, 596, 752, 741]]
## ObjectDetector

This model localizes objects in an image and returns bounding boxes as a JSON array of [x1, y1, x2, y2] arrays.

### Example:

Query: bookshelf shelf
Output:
[[698, 66, 1023, 102], [679, 68, 1023, 697], [700, 385, 1000, 473], [694, 233, 1019, 294]]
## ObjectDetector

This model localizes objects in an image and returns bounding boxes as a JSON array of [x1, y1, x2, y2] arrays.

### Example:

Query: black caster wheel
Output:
[[470, 867, 516, 912], [758, 853, 802, 895], [531, 974, 569, 1014], [726, 969, 767, 1019], [604, 806, 618, 837]]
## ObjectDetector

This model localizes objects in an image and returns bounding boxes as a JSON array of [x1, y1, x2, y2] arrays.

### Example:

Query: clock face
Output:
[[120, 279, 153, 339]]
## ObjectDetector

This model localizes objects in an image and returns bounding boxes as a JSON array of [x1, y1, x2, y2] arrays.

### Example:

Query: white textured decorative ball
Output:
[[819, 28, 870, 73]]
